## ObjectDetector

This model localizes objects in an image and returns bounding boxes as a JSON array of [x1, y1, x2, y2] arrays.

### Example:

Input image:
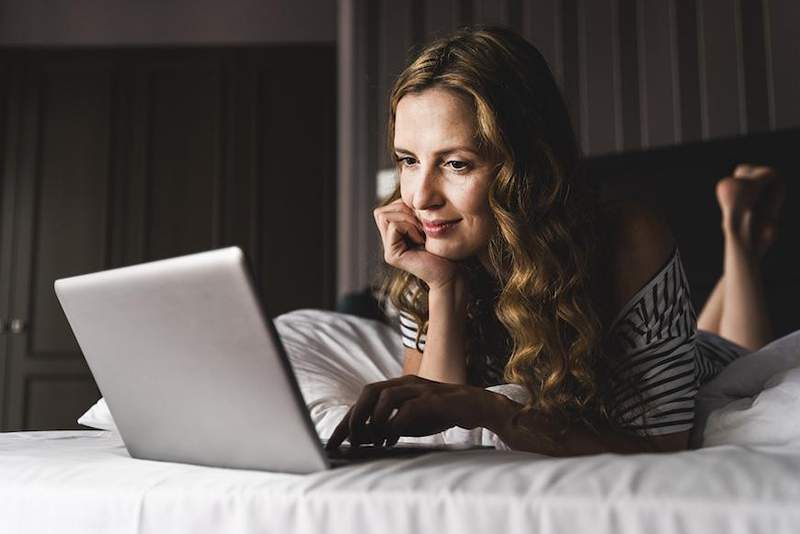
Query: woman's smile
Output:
[[421, 218, 461, 237]]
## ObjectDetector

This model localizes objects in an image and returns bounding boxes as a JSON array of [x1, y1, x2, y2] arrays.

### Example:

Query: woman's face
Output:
[[394, 87, 497, 262]]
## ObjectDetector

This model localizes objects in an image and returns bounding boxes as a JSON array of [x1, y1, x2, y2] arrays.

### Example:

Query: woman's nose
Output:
[[411, 165, 443, 210]]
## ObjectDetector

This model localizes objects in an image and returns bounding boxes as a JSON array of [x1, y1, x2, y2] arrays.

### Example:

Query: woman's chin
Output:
[[424, 241, 470, 261]]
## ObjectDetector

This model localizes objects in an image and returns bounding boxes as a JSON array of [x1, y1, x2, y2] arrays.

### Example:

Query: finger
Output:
[[385, 397, 452, 438], [325, 405, 354, 450], [386, 433, 400, 447], [371, 386, 420, 428], [375, 202, 421, 226], [369, 386, 421, 444], [386, 220, 426, 249], [347, 383, 388, 446], [383, 400, 424, 437], [375, 209, 424, 236], [385, 198, 416, 214], [374, 214, 424, 252], [347, 378, 423, 446]]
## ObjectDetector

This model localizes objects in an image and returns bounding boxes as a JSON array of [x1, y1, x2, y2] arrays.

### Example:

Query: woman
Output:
[[326, 27, 785, 456]]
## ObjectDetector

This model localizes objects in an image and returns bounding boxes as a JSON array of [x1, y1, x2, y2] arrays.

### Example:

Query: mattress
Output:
[[0, 430, 799, 534]]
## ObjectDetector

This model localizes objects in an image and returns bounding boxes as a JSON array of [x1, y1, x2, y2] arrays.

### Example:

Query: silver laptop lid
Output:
[[54, 247, 329, 474]]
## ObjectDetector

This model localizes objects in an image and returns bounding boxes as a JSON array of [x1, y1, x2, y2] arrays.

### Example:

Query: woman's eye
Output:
[[395, 156, 417, 167], [446, 160, 469, 171]]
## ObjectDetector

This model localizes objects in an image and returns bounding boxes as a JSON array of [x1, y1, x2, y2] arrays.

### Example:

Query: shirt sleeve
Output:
[[606, 247, 700, 437], [399, 310, 426, 352]]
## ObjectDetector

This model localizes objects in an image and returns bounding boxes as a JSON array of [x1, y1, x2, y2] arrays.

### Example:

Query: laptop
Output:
[[54, 247, 492, 474]]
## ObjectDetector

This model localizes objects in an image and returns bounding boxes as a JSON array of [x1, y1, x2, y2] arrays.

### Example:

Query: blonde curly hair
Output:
[[378, 27, 643, 439]]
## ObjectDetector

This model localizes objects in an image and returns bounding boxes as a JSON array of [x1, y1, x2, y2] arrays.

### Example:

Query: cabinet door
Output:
[[124, 47, 337, 316], [0, 53, 18, 412], [0, 46, 337, 431], [2, 52, 120, 430], [125, 50, 227, 264]]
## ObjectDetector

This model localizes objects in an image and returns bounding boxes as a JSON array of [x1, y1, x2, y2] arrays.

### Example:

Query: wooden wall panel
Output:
[[522, 0, 562, 87], [377, 0, 414, 169], [740, 0, 770, 133], [219, 52, 259, 261], [559, 0, 581, 143], [142, 57, 222, 260], [0, 55, 18, 419], [0, 46, 337, 429], [422, 0, 462, 42], [25, 375, 99, 430], [255, 48, 337, 317], [638, 0, 679, 147], [0, 56, 18, 327], [674, 0, 702, 143], [697, 0, 743, 138], [766, 0, 800, 130], [474, 0, 510, 26], [337, 0, 381, 297], [617, 0, 641, 151], [30, 61, 113, 356], [578, 0, 618, 153], [0, 0, 337, 46], [4, 54, 117, 430]]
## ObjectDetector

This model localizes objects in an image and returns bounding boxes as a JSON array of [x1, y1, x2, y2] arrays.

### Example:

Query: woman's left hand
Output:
[[325, 375, 498, 450]]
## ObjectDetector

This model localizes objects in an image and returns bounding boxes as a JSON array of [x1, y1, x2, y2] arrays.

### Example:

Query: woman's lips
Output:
[[422, 219, 460, 237]]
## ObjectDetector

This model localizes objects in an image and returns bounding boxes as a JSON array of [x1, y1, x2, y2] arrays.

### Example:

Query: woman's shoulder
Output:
[[595, 198, 677, 324], [596, 197, 673, 248]]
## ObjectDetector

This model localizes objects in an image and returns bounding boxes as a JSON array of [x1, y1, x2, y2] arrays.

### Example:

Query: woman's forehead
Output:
[[394, 88, 478, 153]]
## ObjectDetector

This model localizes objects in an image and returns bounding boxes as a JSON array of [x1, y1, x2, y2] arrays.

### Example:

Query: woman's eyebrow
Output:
[[394, 146, 479, 157]]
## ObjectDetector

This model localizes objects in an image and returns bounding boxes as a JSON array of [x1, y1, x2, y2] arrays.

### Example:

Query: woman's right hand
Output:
[[373, 199, 460, 289]]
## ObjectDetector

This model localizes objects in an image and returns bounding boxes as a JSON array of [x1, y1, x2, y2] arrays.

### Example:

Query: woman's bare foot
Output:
[[715, 164, 785, 258]]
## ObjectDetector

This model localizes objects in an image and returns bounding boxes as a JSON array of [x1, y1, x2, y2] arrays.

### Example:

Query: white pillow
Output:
[[78, 396, 116, 432], [701, 366, 800, 447], [691, 330, 800, 448], [79, 309, 800, 450], [77, 309, 517, 448]]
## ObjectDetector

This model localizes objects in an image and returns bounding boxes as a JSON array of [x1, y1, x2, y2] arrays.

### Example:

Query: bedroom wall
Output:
[[0, 0, 336, 45], [337, 0, 800, 298], [0, 1, 338, 431]]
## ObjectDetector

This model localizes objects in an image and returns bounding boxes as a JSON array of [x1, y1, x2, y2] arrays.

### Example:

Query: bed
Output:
[[1, 309, 800, 534]]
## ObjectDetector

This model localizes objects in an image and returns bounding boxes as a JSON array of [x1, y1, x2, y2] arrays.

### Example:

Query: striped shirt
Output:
[[398, 247, 749, 436]]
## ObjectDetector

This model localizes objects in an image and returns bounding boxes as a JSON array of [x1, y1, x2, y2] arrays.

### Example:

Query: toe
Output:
[[733, 163, 775, 182], [733, 164, 754, 178], [715, 176, 740, 211]]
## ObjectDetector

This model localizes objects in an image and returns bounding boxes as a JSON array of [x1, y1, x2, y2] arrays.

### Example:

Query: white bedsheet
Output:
[[1, 430, 799, 534], [4, 310, 800, 534]]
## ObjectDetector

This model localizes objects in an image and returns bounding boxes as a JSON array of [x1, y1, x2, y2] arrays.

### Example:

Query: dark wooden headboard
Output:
[[586, 128, 800, 339]]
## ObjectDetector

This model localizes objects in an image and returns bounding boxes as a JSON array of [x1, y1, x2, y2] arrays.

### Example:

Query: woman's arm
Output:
[[413, 276, 469, 384], [482, 392, 686, 455], [325, 375, 682, 454], [373, 199, 469, 384]]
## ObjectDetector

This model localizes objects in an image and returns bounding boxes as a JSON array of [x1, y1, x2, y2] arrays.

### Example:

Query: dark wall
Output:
[[0, 0, 336, 45], [337, 0, 800, 297], [353, 0, 799, 168]]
